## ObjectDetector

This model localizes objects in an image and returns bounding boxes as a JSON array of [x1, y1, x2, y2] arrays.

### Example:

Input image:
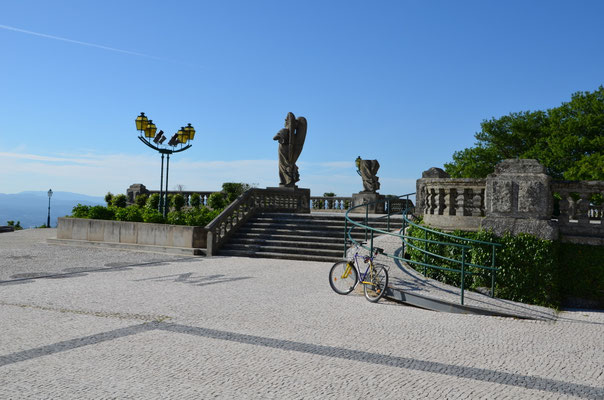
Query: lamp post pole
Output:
[[135, 113, 195, 218], [47, 189, 53, 228]]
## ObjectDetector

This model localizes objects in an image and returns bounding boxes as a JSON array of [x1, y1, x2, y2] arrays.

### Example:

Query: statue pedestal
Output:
[[266, 186, 311, 213], [350, 192, 385, 214]]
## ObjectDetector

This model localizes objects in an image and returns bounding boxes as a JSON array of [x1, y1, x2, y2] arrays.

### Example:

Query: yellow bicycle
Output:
[[329, 243, 389, 302]]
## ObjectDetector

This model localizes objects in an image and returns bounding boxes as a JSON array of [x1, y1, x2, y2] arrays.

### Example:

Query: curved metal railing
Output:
[[344, 193, 501, 305]]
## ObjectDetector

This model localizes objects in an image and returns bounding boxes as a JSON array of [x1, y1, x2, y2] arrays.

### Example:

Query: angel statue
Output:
[[355, 156, 381, 193], [273, 112, 307, 187]]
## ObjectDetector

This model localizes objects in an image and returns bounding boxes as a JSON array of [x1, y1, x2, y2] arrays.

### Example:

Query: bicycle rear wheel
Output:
[[329, 261, 358, 295], [363, 263, 388, 302]]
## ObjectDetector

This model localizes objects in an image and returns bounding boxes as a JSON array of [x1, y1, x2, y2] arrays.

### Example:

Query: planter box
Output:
[[56, 217, 207, 249]]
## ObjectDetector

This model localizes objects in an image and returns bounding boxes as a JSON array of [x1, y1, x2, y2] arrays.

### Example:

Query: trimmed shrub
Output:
[[190, 193, 201, 209], [87, 206, 114, 220], [135, 193, 149, 207], [208, 192, 226, 210], [167, 210, 187, 225], [142, 208, 164, 224], [113, 205, 143, 222], [172, 193, 185, 212], [184, 207, 221, 226], [71, 204, 90, 218], [146, 193, 160, 210]]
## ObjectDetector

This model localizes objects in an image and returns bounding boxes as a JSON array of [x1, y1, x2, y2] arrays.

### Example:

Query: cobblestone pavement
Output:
[[1, 229, 603, 399]]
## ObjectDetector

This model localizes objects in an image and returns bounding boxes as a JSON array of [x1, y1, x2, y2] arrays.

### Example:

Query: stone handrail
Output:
[[205, 188, 310, 255]]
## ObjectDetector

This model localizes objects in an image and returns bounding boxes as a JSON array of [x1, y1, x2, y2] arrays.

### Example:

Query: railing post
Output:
[[364, 204, 369, 242], [343, 218, 348, 258], [401, 217, 407, 258], [423, 229, 427, 276], [461, 248, 466, 305], [370, 229, 374, 256], [387, 199, 391, 231], [491, 244, 496, 298]]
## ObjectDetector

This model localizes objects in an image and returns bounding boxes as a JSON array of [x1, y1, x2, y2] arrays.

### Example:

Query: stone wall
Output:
[[57, 217, 207, 249], [416, 159, 604, 245]]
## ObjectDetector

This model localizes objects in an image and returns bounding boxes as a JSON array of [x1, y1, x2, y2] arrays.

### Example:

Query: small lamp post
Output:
[[47, 189, 53, 228], [135, 113, 195, 217]]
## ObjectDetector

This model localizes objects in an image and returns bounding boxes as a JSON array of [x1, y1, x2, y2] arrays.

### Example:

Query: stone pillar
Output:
[[126, 184, 148, 204], [350, 192, 385, 214], [481, 159, 558, 240]]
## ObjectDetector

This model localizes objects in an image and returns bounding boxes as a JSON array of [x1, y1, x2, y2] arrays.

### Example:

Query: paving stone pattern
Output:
[[0, 229, 603, 399]]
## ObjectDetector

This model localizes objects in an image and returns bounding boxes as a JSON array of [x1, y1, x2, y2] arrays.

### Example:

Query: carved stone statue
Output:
[[273, 112, 307, 187], [356, 156, 380, 193]]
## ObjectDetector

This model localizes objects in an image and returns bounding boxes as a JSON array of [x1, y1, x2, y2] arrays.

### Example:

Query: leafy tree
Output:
[[444, 86, 604, 180], [323, 192, 336, 197], [222, 182, 253, 203], [112, 194, 128, 208], [104, 192, 113, 206]]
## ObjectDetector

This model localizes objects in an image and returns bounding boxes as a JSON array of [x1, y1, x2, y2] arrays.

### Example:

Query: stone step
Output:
[[236, 227, 366, 238], [241, 222, 379, 232], [221, 243, 343, 258], [248, 219, 395, 230], [258, 212, 402, 222], [217, 249, 342, 263], [227, 237, 345, 250], [229, 233, 346, 244]]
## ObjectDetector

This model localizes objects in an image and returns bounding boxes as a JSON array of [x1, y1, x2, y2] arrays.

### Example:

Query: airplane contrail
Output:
[[0, 24, 163, 61]]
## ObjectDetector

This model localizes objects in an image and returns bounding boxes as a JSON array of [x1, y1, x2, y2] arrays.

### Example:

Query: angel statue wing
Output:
[[290, 116, 307, 164]]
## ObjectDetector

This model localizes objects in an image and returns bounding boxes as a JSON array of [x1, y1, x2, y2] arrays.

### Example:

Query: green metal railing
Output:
[[344, 193, 501, 305]]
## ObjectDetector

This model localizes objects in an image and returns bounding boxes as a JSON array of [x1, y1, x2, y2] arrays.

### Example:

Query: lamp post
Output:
[[47, 189, 53, 228], [135, 113, 195, 217]]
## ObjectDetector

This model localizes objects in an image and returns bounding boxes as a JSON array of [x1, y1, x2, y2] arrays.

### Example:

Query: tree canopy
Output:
[[444, 86, 604, 180]]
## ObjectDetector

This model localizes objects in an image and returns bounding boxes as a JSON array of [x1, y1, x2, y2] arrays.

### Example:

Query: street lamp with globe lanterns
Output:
[[135, 112, 195, 217]]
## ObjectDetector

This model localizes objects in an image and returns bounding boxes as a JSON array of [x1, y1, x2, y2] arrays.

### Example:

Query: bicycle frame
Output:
[[344, 247, 376, 289]]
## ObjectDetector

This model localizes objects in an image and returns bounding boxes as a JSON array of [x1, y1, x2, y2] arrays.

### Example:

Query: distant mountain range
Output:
[[0, 191, 104, 228]]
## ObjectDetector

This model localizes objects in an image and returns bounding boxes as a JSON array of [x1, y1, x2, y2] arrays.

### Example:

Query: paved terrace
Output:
[[0, 229, 603, 399]]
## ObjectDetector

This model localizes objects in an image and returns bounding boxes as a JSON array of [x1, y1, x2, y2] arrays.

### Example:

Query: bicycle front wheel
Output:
[[329, 261, 358, 295], [363, 263, 389, 302]]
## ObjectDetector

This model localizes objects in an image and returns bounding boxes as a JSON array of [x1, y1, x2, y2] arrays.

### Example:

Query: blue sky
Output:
[[1, 0, 603, 197]]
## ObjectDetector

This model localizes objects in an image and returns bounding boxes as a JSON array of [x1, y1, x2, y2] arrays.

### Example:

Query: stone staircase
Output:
[[217, 212, 400, 262]]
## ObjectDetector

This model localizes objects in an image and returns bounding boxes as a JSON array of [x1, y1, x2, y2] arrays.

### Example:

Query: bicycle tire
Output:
[[329, 261, 358, 295], [363, 263, 389, 302]]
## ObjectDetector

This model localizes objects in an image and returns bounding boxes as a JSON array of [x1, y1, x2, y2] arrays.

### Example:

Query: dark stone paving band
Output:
[[1, 321, 601, 399]]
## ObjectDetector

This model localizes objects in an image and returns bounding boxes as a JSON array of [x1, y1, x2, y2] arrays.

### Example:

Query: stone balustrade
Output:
[[416, 160, 604, 245], [553, 181, 604, 245], [418, 177, 486, 231], [310, 196, 351, 211]]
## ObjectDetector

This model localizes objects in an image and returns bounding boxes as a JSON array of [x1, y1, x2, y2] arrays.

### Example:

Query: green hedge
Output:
[[69, 204, 220, 227], [405, 223, 604, 308]]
